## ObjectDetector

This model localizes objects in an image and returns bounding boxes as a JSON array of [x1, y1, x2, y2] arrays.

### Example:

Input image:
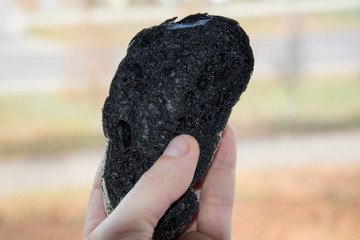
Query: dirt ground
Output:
[[232, 167, 360, 240], [1, 166, 360, 240]]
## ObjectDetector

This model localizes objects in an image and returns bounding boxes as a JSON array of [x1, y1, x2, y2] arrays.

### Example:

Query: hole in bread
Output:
[[196, 75, 208, 90], [135, 83, 146, 92], [140, 91, 149, 101], [132, 63, 142, 78], [160, 50, 167, 60], [219, 52, 226, 62], [141, 34, 151, 48], [176, 116, 187, 130], [185, 91, 194, 102], [214, 68, 229, 83], [117, 120, 132, 148]]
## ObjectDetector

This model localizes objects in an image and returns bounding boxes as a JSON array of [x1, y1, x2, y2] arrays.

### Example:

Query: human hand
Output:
[[83, 124, 237, 240]]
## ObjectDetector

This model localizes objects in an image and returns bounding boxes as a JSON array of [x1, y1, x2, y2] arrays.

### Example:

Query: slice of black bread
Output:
[[101, 13, 254, 239]]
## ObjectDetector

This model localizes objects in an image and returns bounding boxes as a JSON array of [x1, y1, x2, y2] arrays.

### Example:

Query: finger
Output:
[[197, 124, 237, 240], [180, 231, 211, 240], [83, 163, 107, 239], [92, 135, 200, 239]]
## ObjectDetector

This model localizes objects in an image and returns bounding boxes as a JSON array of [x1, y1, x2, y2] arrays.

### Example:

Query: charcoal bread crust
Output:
[[101, 13, 254, 239]]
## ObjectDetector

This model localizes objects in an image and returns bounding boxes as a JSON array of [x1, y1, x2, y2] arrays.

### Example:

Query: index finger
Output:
[[197, 124, 237, 240]]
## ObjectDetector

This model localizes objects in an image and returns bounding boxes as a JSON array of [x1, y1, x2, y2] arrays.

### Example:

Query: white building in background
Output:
[[208, 0, 231, 4], [36, 0, 130, 9], [158, 0, 180, 5], [0, 0, 25, 36]]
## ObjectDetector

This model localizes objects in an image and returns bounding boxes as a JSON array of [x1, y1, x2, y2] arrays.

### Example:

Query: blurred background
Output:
[[0, 0, 359, 239]]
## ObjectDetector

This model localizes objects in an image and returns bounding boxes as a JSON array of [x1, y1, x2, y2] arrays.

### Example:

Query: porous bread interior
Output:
[[101, 139, 113, 215]]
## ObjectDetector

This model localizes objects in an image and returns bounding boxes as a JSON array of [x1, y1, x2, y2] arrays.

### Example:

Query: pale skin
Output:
[[83, 124, 237, 240]]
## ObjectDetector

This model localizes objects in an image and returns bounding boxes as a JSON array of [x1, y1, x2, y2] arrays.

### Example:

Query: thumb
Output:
[[91, 135, 199, 240]]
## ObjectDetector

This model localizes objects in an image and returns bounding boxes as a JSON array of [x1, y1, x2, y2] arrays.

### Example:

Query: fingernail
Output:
[[163, 135, 190, 157]]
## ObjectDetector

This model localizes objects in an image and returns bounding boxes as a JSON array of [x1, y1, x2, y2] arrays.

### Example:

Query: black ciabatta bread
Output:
[[101, 13, 254, 239]]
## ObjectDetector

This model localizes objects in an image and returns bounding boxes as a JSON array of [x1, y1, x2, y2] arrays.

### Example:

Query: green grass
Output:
[[0, 92, 106, 158], [230, 76, 360, 136]]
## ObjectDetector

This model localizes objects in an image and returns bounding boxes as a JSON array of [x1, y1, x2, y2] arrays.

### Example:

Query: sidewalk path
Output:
[[1, 131, 359, 197], [237, 130, 360, 169], [0, 149, 102, 196]]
